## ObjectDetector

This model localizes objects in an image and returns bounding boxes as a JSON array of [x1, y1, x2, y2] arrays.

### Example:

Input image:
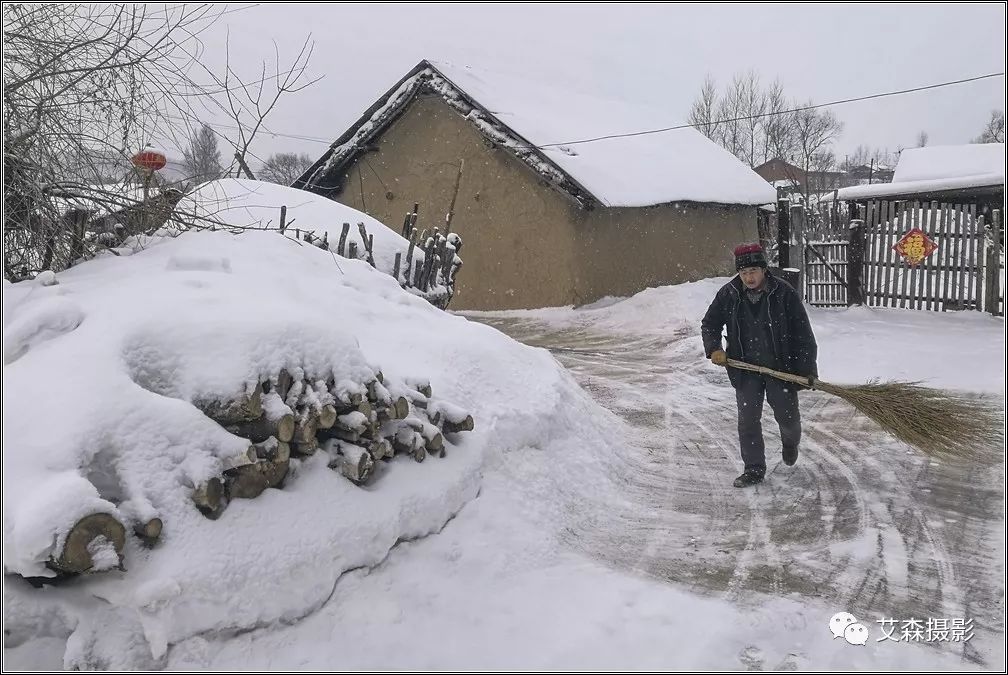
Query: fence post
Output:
[[777, 197, 791, 268], [789, 203, 805, 297], [847, 218, 866, 306], [986, 209, 1003, 316]]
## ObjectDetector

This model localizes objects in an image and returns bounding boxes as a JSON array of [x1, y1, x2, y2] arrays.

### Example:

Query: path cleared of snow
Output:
[[460, 281, 1004, 670]]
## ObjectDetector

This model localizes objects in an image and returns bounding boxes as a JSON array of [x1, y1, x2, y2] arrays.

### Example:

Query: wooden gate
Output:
[[804, 239, 848, 307]]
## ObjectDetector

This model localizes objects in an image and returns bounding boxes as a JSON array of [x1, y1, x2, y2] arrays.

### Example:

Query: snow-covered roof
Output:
[[836, 143, 1004, 201], [299, 60, 775, 208]]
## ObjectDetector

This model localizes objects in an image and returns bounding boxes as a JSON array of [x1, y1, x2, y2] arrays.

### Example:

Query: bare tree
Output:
[[792, 103, 843, 205], [973, 109, 1005, 143], [841, 146, 867, 172], [183, 124, 222, 183], [716, 74, 747, 159], [739, 71, 766, 168], [258, 152, 314, 186], [687, 75, 720, 142], [806, 149, 837, 193], [761, 79, 792, 168], [2, 4, 317, 281], [916, 130, 929, 148], [687, 73, 847, 203]]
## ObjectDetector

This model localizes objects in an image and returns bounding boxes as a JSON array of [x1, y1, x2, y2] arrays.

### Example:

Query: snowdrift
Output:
[[2, 213, 612, 667]]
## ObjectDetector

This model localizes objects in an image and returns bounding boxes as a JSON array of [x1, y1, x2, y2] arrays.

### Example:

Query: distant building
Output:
[[845, 163, 895, 184], [754, 157, 852, 196]]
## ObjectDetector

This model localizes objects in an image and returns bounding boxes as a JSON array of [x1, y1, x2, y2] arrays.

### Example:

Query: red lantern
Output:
[[132, 148, 166, 172]]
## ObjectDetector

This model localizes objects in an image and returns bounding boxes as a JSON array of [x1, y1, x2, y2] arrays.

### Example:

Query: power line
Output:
[[538, 71, 1006, 148], [163, 70, 1005, 154], [166, 113, 333, 145]]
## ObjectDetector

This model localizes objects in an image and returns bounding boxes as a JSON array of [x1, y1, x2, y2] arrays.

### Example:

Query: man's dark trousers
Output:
[[735, 370, 801, 470]]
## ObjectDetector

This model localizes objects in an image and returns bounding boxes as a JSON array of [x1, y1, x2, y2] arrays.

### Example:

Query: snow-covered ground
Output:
[[3, 220, 1004, 669], [469, 280, 1005, 394]]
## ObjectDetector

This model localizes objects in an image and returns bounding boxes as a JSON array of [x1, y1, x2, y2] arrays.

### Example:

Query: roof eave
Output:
[[295, 60, 601, 209]]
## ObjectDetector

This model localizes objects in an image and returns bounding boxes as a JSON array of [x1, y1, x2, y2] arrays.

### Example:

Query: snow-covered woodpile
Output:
[[294, 216, 462, 311], [44, 367, 474, 579]]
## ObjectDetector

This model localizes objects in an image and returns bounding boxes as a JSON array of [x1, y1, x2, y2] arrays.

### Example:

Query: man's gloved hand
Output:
[[794, 375, 816, 391], [710, 349, 727, 366]]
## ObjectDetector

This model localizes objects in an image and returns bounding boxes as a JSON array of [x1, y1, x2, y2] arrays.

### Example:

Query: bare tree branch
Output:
[[2, 3, 317, 281], [973, 110, 1004, 143]]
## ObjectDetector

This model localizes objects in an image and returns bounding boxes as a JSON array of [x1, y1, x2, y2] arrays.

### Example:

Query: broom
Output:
[[723, 357, 1004, 460]]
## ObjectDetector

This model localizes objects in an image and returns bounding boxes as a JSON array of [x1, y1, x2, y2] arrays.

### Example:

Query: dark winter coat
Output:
[[701, 272, 818, 387]]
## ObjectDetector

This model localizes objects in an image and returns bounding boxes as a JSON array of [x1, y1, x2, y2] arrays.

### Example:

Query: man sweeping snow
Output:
[[701, 243, 819, 488]]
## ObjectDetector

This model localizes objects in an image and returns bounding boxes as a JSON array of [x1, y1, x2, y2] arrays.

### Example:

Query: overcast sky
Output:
[[194, 3, 1006, 169]]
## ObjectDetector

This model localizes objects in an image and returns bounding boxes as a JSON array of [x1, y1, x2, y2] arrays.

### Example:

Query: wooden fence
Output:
[[863, 201, 985, 311], [793, 199, 1004, 316]]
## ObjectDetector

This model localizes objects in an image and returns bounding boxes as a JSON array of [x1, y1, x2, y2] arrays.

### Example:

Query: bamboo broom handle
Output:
[[724, 357, 817, 389]]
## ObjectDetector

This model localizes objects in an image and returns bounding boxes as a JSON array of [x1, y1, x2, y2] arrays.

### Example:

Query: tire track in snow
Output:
[[465, 312, 1003, 665]]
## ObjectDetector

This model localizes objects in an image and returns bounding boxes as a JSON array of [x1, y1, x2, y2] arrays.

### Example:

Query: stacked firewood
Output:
[[284, 204, 463, 311], [43, 369, 474, 578], [394, 203, 462, 310], [190, 369, 474, 518]]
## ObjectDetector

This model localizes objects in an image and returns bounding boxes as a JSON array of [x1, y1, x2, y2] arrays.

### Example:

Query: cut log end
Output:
[[276, 413, 295, 443], [49, 513, 127, 575], [221, 445, 258, 471], [366, 437, 392, 461], [318, 404, 338, 429], [426, 432, 444, 453], [262, 457, 290, 488], [192, 477, 228, 520], [292, 438, 319, 456], [443, 415, 474, 433], [231, 440, 291, 495], [393, 396, 410, 420], [134, 517, 163, 544], [335, 443, 374, 484], [226, 464, 269, 499], [196, 382, 264, 426]]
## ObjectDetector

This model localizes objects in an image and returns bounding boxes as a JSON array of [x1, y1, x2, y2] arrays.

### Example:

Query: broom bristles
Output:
[[815, 379, 1004, 459]]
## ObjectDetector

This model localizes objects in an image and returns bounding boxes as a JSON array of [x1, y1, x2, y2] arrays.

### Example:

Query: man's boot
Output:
[[733, 467, 765, 488]]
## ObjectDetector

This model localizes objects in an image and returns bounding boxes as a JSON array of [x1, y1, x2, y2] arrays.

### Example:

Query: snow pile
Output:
[[2, 224, 618, 668], [177, 179, 459, 307], [178, 178, 425, 278]]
